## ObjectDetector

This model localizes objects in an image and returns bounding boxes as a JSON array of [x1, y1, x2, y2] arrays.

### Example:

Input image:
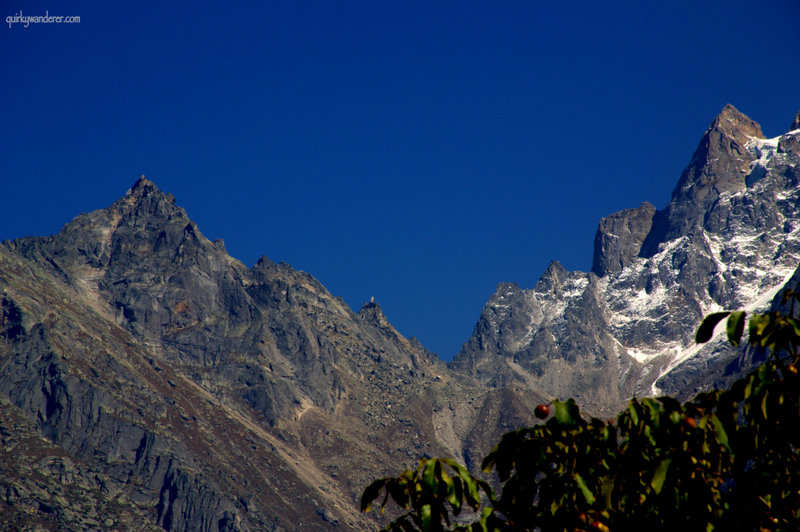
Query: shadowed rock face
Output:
[[452, 105, 800, 415], [0, 178, 543, 531], [592, 202, 656, 277]]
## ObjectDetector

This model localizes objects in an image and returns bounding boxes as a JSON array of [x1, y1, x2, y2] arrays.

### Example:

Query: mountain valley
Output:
[[1, 104, 798, 530]]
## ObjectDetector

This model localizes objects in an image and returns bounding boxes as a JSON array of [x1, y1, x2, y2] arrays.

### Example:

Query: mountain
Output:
[[451, 104, 800, 416], [0, 178, 544, 530], [0, 104, 798, 531]]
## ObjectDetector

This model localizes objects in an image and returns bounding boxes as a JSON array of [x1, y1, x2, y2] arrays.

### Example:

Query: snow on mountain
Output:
[[452, 105, 800, 415]]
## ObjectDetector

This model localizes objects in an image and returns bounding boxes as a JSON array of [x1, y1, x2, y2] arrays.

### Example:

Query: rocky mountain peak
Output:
[[791, 109, 800, 131], [357, 300, 393, 330], [124, 175, 178, 208], [117, 175, 182, 220], [126, 174, 156, 195], [713, 103, 764, 139], [675, 103, 763, 201], [253, 254, 276, 270], [639, 105, 764, 255], [454, 103, 800, 417], [534, 260, 569, 295]]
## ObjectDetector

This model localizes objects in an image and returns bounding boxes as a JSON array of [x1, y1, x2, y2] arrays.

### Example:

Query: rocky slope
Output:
[[0, 178, 543, 531], [451, 105, 800, 416]]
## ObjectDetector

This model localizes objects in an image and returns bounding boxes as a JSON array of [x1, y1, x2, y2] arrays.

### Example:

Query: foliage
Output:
[[362, 290, 800, 531], [360, 457, 499, 531]]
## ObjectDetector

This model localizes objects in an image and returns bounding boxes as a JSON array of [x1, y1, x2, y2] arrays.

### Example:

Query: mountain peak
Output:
[[680, 104, 763, 195], [534, 260, 569, 295], [639, 105, 765, 254], [357, 300, 388, 325], [711, 104, 764, 139], [125, 175, 176, 206], [127, 174, 156, 195], [544, 259, 567, 277], [791, 109, 800, 131], [357, 299, 408, 339]]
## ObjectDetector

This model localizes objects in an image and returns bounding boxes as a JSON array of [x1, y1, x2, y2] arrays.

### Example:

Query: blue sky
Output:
[[2, 1, 799, 360]]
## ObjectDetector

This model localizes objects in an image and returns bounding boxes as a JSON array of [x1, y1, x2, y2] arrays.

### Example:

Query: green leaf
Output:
[[748, 314, 769, 342], [709, 414, 730, 452], [574, 473, 596, 505], [642, 398, 663, 428], [627, 400, 640, 426], [462, 472, 480, 507], [553, 398, 581, 425], [422, 458, 437, 490], [696, 312, 731, 343], [477, 506, 495, 532], [651, 458, 671, 495], [600, 475, 615, 510], [420, 503, 432, 532], [726, 311, 746, 346], [643, 424, 656, 446], [789, 317, 800, 340], [438, 468, 452, 499]]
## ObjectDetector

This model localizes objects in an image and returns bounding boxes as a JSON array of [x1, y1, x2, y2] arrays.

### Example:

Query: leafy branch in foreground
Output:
[[362, 289, 800, 531], [360, 457, 497, 531]]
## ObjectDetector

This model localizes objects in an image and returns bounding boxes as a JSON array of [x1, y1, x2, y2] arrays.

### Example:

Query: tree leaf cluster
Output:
[[362, 294, 800, 531], [361, 457, 497, 531]]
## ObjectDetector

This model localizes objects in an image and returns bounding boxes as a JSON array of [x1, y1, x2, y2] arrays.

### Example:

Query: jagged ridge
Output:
[[452, 104, 800, 415], [0, 177, 545, 531]]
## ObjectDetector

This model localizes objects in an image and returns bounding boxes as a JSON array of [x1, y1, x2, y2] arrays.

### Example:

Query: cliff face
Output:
[[452, 105, 800, 415], [591, 202, 656, 277], [0, 178, 543, 531]]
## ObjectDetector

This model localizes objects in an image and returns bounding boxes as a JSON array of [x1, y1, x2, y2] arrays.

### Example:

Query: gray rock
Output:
[[591, 202, 656, 276]]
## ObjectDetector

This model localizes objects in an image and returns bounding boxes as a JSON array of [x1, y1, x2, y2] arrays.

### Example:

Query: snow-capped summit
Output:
[[452, 105, 800, 416]]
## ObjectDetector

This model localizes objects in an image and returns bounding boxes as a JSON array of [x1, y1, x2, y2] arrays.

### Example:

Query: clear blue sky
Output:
[[2, 1, 799, 360]]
